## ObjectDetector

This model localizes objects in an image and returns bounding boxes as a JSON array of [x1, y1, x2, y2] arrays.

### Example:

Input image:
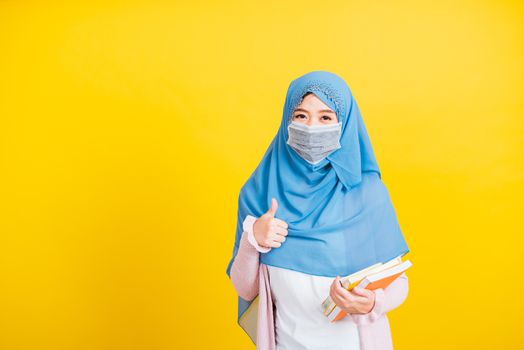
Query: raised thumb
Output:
[[267, 197, 278, 217]]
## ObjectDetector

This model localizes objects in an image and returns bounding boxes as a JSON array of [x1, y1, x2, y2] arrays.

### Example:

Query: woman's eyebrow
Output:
[[294, 108, 336, 114], [293, 108, 309, 113], [318, 109, 336, 114]]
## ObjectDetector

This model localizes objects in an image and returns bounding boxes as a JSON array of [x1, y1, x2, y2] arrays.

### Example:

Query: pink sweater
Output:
[[229, 230, 410, 350]]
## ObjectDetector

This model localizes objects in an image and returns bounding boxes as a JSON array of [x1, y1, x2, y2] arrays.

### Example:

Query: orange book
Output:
[[327, 260, 412, 322]]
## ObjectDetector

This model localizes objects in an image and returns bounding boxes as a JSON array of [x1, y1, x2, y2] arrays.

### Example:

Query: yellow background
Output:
[[1, 1, 523, 349]]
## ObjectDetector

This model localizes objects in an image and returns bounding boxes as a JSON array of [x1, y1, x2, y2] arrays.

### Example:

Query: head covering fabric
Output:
[[225, 70, 410, 333]]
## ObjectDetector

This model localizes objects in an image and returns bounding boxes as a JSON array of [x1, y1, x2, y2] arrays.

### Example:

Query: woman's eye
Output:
[[322, 116, 332, 121], [294, 114, 306, 119]]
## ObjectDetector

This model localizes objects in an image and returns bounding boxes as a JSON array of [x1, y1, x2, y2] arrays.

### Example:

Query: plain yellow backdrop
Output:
[[1, 0, 523, 349]]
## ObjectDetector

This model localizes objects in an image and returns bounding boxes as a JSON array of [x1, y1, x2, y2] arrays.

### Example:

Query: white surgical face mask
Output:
[[286, 121, 342, 164]]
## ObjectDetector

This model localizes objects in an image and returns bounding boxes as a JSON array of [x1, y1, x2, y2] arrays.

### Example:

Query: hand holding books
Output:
[[321, 255, 412, 322], [329, 276, 376, 314]]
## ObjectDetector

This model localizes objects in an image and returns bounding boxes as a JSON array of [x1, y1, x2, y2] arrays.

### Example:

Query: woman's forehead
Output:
[[295, 92, 336, 113]]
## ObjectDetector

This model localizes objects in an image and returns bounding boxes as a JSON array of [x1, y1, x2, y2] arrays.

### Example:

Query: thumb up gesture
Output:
[[253, 198, 289, 249]]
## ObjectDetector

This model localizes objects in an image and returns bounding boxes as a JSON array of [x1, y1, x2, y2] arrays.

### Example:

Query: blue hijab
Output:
[[225, 70, 409, 333]]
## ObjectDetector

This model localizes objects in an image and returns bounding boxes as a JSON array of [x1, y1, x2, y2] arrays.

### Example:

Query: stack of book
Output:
[[321, 255, 412, 322]]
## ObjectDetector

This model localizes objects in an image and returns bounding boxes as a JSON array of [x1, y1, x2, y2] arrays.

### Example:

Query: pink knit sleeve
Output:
[[229, 229, 262, 301], [350, 272, 409, 326]]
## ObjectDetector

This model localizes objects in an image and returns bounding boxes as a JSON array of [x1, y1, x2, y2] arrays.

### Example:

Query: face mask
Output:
[[286, 121, 342, 164]]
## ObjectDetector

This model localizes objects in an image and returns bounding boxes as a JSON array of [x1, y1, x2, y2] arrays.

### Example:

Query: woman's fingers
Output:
[[330, 277, 374, 314], [268, 240, 282, 248], [263, 219, 288, 248], [266, 231, 286, 247], [352, 286, 374, 298], [333, 278, 355, 302], [330, 287, 342, 307], [346, 289, 370, 304], [272, 233, 286, 243], [330, 277, 354, 311], [273, 226, 288, 236], [334, 278, 370, 304], [273, 218, 288, 229]]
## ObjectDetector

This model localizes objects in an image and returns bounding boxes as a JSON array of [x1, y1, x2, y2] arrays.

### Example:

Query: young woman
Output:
[[226, 70, 410, 350]]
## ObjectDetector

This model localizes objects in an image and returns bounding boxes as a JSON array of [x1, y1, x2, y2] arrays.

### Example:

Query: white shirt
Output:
[[243, 215, 360, 350], [267, 265, 360, 350]]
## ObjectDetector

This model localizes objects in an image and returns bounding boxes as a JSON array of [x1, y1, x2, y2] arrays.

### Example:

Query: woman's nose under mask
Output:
[[286, 121, 342, 165]]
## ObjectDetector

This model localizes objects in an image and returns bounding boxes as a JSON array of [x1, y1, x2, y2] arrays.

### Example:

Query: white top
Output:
[[267, 265, 360, 350], [243, 215, 360, 350]]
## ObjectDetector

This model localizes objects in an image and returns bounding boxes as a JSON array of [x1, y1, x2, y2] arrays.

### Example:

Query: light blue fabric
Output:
[[225, 70, 410, 329]]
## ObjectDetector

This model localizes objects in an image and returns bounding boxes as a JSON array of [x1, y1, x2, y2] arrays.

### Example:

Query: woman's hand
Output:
[[329, 276, 376, 314], [253, 198, 288, 249]]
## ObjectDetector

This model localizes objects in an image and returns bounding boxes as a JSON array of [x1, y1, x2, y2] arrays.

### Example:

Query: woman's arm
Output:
[[350, 272, 409, 326], [229, 216, 264, 301]]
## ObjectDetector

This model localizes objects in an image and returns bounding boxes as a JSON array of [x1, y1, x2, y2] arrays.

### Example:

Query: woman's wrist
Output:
[[349, 288, 386, 325]]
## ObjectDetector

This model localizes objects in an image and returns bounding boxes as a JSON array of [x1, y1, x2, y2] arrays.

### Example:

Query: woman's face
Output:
[[291, 92, 338, 126]]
